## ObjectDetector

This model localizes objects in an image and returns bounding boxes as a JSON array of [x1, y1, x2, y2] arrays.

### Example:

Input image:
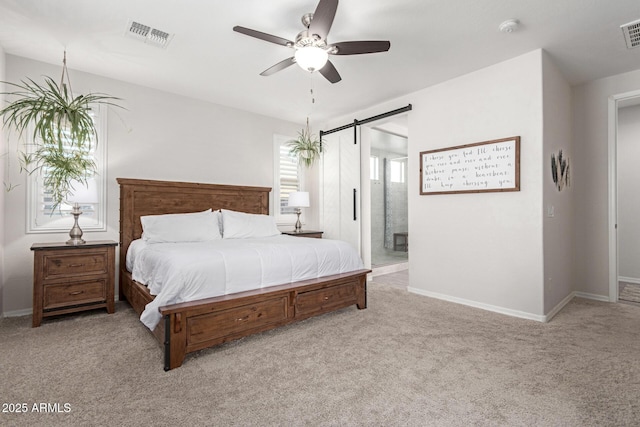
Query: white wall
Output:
[[542, 51, 573, 313], [0, 45, 5, 317], [408, 50, 545, 318], [617, 104, 640, 281], [328, 50, 546, 319], [572, 68, 640, 297], [2, 54, 300, 314]]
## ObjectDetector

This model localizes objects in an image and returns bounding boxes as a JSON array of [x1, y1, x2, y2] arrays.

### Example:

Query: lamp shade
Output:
[[288, 191, 310, 208], [68, 178, 99, 204], [294, 46, 328, 72]]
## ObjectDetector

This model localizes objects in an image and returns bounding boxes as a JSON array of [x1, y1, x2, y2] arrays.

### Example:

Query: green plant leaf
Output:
[[287, 119, 321, 168], [0, 75, 123, 208]]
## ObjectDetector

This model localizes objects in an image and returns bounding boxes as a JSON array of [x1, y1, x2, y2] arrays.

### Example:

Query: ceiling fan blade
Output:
[[308, 0, 339, 40], [233, 26, 293, 47], [318, 60, 341, 84], [330, 40, 391, 55], [260, 57, 296, 76]]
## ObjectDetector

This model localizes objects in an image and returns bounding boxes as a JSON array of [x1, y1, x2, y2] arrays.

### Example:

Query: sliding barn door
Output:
[[321, 127, 361, 254]]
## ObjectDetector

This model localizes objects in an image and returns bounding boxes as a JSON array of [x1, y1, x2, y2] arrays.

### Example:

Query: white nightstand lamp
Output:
[[288, 191, 310, 233]]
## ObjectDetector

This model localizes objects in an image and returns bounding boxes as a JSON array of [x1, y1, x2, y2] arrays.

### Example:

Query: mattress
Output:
[[127, 235, 364, 329]]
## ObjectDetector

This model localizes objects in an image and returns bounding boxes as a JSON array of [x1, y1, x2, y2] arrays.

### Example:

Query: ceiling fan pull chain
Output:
[[308, 73, 316, 123], [311, 71, 316, 105]]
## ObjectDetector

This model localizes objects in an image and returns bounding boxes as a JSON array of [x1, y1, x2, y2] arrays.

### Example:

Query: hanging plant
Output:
[[288, 117, 321, 168], [0, 52, 123, 209]]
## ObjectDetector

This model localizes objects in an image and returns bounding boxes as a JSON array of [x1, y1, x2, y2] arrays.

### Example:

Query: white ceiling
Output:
[[0, 0, 639, 125]]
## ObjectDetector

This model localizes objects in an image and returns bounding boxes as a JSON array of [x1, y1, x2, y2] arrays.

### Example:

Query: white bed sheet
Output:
[[127, 235, 365, 329]]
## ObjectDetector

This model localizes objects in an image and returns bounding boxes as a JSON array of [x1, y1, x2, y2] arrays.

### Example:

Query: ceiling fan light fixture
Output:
[[295, 46, 328, 72], [233, 0, 390, 83]]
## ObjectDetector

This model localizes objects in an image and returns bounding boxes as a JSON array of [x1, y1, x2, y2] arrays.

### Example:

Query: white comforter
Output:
[[127, 235, 364, 329]]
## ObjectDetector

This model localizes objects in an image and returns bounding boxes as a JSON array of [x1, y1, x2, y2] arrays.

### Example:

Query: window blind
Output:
[[27, 107, 106, 233], [279, 143, 299, 215]]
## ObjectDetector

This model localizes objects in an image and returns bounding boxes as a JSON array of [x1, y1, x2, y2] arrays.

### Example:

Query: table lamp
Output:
[[66, 179, 98, 245], [287, 191, 310, 233]]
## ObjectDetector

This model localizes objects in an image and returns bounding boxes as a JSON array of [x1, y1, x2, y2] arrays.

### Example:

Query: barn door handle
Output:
[[353, 188, 357, 221]]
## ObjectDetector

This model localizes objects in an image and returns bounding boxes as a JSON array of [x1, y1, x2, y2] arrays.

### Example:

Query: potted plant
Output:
[[0, 53, 122, 210], [288, 118, 321, 168]]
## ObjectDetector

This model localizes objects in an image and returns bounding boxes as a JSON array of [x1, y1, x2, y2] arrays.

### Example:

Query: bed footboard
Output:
[[159, 269, 368, 371]]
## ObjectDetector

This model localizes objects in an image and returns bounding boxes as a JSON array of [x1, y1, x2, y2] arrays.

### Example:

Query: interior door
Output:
[[321, 126, 361, 254]]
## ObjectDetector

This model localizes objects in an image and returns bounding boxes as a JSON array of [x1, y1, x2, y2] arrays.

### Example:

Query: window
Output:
[[370, 156, 379, 181], [26, 106, 107, 233], [273, 134, 302, 223], [390, 159, 406, 183]]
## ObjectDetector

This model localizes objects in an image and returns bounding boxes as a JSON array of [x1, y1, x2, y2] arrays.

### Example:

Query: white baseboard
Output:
[[619, 276, 640, 285], [3, 308, 32, 318], [2, 296, 122, 319], [574, 291, 610, 302], [543, 292, 575, 322], [407, 287, 546, 322], [372, 262, 409, 277], [407, 288, 612, 324]]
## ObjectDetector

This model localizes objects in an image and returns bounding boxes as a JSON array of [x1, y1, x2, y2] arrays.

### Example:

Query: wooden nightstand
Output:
[[281, 230, 324, 239], [31, 240, 117, 327]]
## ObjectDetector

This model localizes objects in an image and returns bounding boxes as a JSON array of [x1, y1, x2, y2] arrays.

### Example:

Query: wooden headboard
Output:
[[117, 178, 271, 272]]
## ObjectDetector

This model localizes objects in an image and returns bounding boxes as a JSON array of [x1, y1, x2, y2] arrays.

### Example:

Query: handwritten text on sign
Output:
[[420, 137, 520, 195]]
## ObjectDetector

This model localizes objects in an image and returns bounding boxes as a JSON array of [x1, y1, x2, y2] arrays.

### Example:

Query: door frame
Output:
[[607, 89, 640, 302]]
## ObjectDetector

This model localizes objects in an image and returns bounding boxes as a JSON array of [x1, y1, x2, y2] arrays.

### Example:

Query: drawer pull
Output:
[[69, 263, 85, 268], [323, 296, 330, 300], [236, 315, 249, 322], [69, 290, 84, 296]]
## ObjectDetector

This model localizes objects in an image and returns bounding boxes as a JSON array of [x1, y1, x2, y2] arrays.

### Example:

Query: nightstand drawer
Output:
[[43, 251, 108, 280], [43, 280, 107, 310]]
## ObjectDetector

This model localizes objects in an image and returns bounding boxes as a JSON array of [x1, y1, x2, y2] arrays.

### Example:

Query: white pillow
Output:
[[221, 209, 280, 239], [141, 209, 222, 243]]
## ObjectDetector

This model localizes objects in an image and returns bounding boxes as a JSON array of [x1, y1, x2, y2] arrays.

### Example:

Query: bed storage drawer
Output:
[[295, 282, 357, 316], [187, 296, 289, 345]]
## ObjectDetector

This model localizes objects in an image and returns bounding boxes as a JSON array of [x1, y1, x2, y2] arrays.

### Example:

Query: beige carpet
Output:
[[619, 281, 640, 303], [1, 281, 640, 426]]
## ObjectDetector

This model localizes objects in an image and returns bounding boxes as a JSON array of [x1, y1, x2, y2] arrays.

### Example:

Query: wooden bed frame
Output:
[[117, 178, 369, 370]]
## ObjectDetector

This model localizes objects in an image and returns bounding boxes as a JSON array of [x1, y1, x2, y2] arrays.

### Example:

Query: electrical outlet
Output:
[[547, 205, 555, 217]]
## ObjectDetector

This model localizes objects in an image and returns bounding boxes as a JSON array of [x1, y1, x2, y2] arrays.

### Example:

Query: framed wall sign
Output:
[[420, 136, 520, 195]]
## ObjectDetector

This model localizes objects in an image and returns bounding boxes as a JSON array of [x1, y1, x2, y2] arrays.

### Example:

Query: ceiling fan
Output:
[[233, 0, 390, 83]]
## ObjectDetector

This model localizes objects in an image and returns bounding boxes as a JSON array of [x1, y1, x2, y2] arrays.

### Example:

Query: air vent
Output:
[[621, 19, 640, 49], [125, 20, 173, 48]]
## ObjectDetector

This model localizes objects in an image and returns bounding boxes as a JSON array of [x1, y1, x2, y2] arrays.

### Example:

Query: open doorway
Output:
[[369, 118, 408, 273], [615, 97, 640, 304], [319, 105, 411, 277], [608, 90, 640, 303]]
